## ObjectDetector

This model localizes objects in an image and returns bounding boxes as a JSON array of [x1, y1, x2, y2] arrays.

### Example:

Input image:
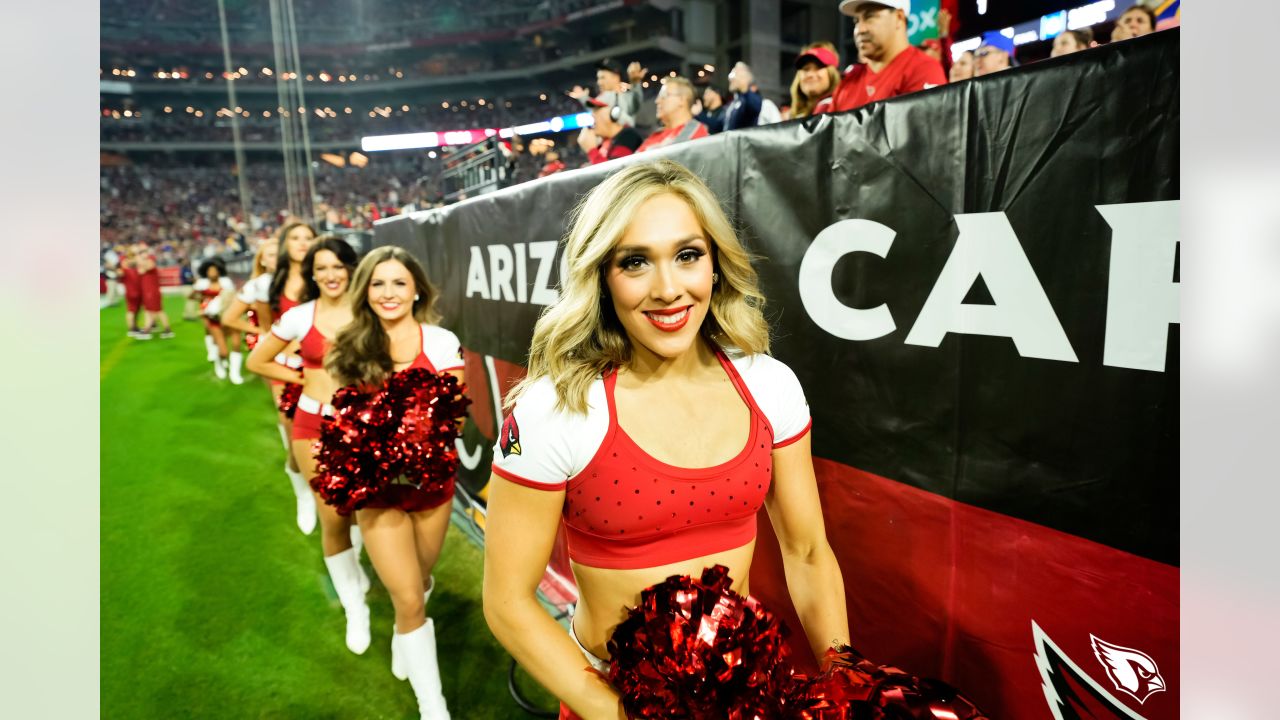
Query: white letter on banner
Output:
[[1097, 201, 1179, 372], [529, 240, 560, 306], [489, 245, 515, 301], [513, 243, 528, 303], [798, 219, 897, 340], [905, 213, 1078, 362], [466, 246, 490, 300]]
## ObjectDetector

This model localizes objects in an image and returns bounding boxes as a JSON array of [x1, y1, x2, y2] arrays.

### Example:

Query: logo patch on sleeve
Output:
[[499, 414, 522, 457]]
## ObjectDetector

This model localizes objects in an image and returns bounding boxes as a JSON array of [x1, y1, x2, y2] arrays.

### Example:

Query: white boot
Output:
[[204, 335, 218, 362], [324, 548, 371, 654], [351, 525, 370, 594], [392, 577, 436, 681], [213, 356, 228, 380], [284, 464, 316, 535], [229, 351, 245, 385], [399, 618, 450, 719]]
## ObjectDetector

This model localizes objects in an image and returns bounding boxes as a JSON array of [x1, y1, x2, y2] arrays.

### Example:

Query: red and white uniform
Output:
[[829, 45, 946, 113], [193, 277, 234, 328], [363, 323, 466, 512], [266, 287, 305, 383], [270, 301, 332, 440], [491, 348, 810, 570], [237, 273, 272, 349]]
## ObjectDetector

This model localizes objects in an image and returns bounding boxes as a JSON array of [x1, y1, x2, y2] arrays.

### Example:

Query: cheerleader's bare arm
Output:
[[482, 475, 626, 720], [764, 430, 851, 663]]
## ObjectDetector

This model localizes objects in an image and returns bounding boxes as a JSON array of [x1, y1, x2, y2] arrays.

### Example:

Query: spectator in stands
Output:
[[724, 62, 763, 131], [1115, 4, 1157, 39], [637, 77, 709, 152], [571, 58, 644, 132], [974, 31, 1015, 76], [538, 150, 566, 177], [831, 0, 947, 112], [695, 87, 727, 134], [576, 92, 643, 164], [949, 50, 975, 81], [1052, 28, 1097, 57], [920, 38, 944, 63], [790, 42, 840, 118], [626, 61, 657, 135]]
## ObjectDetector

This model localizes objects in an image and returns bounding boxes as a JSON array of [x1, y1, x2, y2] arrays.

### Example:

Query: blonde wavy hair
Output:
[[326, 245, 442, 388], [508, 159, 770, 414], [789, 41, 840, 119], [250, 240, 275, 278]]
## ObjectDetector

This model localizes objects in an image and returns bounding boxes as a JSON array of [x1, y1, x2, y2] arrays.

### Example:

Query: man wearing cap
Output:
[[576, 91, 644, 164], [637, 77, 709, 153], [831, 0, 947, 112], [974, 32, 1015, 75], [570, 58, 648, 133]]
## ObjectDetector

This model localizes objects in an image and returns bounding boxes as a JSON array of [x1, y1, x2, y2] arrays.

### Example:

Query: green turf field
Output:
[[102, 295, 558, 719]]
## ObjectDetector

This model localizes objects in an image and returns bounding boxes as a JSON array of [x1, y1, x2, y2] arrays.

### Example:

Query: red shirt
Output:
[[586, 127, 643, 165], [831, 45, 946, 112], [636, 119, 710, 153], [538, 160, 566, 178], [138, 255, 161, 293], [121, 266, 142, 296]]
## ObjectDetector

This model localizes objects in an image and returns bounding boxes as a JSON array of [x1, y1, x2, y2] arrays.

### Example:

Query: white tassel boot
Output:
[[204, 334, 218, 362], [213, 356, 228, 380], [392, 576, 435, 681], [228, 351, 245, 385], [399, 618, 450, 719], [284, 464, 316, 535], [323, 548, 371, 654]]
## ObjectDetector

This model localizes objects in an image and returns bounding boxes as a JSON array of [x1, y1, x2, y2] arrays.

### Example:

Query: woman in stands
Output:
[[247, 236, 371, 655], [790, 41, 841, 118], [482, 160, 849, 719], [190, 257, 237, 381], [325, 246, 466, 718]]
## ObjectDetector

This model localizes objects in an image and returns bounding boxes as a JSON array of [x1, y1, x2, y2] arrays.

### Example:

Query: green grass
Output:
[[102, 296, 558, 719]]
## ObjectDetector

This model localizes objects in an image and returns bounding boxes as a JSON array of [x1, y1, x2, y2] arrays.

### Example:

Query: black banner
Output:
[[377, 30, 1178, 565]]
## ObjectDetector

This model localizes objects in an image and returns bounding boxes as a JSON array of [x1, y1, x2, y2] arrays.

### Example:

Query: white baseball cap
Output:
[[839, 0, 910, 17]]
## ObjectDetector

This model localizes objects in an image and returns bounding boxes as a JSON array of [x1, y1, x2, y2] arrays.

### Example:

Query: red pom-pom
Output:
[[607, 565, 795, 720], [311, 367, 471, 514], [787, 646, 988, 720], [277, 382, 302, 420]]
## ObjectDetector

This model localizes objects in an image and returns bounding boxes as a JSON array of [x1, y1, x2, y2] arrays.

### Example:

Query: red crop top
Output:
[[491, 348, 811, 570], [272, 304, 467, 375]]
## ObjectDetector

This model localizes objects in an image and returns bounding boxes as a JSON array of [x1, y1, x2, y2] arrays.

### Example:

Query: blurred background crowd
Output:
[[100, 0, 1178, 291]]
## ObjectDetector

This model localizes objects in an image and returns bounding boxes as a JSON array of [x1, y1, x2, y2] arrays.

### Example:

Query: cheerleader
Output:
[[246, 236, 371, 654], [324, 246, 465, 719], [482, 160, 849, 719], [190, 258, 239, 381]]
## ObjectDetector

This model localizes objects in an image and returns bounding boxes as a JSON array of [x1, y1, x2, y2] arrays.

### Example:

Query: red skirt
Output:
[[360, 477, 455, 513]]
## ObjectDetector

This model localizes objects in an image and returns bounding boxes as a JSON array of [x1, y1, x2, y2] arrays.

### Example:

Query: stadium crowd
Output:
[[102, 0, 1169, 293]]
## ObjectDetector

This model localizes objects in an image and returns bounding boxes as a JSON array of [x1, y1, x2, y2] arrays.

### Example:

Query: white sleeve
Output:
[[733, 353, 812, 447], [270, 302, 312, 343], [490, 376, 608, 491], [193, 278, 210, 291], [237, 274, 269, 304], [422, 325, 465, 373]]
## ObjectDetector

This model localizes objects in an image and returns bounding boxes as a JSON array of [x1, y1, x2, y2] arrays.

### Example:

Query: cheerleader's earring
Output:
[[711, 272, 719, 285], [414, 294, 420, 301]]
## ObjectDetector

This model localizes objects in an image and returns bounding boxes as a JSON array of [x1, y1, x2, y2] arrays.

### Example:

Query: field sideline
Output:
[[101, 295, 557, 719]]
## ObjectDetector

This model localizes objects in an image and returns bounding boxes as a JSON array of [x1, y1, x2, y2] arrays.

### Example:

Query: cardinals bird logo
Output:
[[499, 414, 521, 458], [1032, 621, 1150, 720], [1091, 635, 1166, 705]]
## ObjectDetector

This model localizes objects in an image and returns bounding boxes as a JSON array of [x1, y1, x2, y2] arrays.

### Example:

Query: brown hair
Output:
[[789, 42, 841, 119], [326, 245, 442, 388]]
